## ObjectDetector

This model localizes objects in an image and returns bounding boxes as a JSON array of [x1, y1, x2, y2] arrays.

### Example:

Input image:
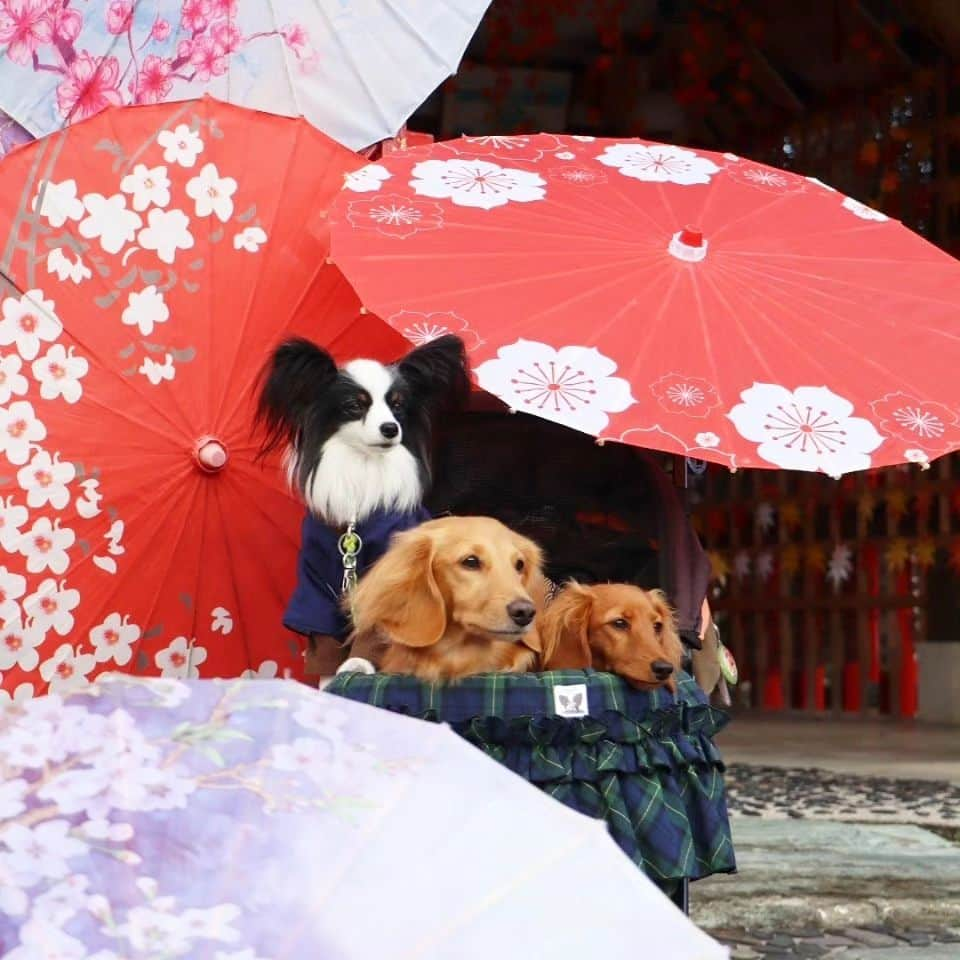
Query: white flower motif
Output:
[[0, 777, 27, 818], [155, 635, 206, 678], [0, 400, 47, 465], [893, 406, 945, 439], [344, 164, 392, 192], [31, 179, 84, 227], [0, 290, 62, 361], [180, 903, 241, 942], [46, 247, 92, 284], [211, 606, 233, 634], [0, 681, 33, 705], [2, 820, 86, 883], [0, 354, 28, 404], [39, 643, 96, 694], [695, 432, 720, 447], [554, 151, 575, 160], [0, 496, 29, 551], [233, 226, 268, 252], [186, 163, 238, 222], [597, 143, 720, 185], [157, 123, 204, 167], [18, 516, 75, 574], [270, 737, 329, 781], [5, 922, 92, 959], [0, 619, 44, 672], [122, 286, 169, 337], [32, 344, 88, 404], [138, 208, 194, 264], [475, 339, 635, 434], [90, 612, 140, 665], [31, 875, 90, 927], [464, 135, 531, 151], [549, 166, 607, 186], [139, 353, 176, 385], [727, 383, 884, 476], [78, 193, 142, 254], [842, 196, 888, 222], [905, 448, 930, 466], [120, 163, 171, 212], [0, 565, 26, 621], [410, 158, 546, 210], [22, 577, 80, 635], [75, 477, 103, 519], [241, 659, 278, 679]]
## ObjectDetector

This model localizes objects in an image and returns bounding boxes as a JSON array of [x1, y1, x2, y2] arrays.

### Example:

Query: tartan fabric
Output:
[[326, 669, 736, 889]]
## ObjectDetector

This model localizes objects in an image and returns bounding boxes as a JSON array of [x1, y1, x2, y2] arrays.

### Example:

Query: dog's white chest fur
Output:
[[306, 435, 422, 526]]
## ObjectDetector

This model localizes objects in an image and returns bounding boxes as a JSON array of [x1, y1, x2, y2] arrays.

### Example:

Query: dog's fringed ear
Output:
[[397, 335, 471, 410], [518, 537, 547, 655], [255, 338, 338, 459], [649, 588, 684, 681], [540, 581, 593, 670], [350, 529, 447, 649]]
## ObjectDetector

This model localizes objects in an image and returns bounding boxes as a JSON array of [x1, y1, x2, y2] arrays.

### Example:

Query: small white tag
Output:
[[553, 683, 589, 718]]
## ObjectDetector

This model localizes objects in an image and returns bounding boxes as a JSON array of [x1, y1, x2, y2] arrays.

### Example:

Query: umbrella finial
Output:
[[194, 437, 228, 473], [669, 226, 708, 263]]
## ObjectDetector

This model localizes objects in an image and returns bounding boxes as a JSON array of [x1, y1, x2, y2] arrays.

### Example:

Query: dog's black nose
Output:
[[651, 660, 674, 681], [507, 600, 535, 628], [379, 422, 399, 439]]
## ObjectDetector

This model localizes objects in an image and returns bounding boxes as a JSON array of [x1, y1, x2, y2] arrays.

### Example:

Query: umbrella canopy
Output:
[[0, 96, 407, 699], [0, 0, 491, 153], [328, 133, 960, 477], [0, 675, 729, 959]]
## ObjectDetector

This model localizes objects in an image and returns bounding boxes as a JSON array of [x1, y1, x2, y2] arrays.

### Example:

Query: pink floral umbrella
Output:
[[0, 0, 491, 154]]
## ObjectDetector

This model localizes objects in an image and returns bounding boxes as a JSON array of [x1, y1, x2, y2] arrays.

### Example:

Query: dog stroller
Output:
[[326, 409, 736, 910]]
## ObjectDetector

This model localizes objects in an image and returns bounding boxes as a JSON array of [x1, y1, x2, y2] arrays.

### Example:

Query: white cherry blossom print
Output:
[[597, 143, 720, 185], [727, 383, 884, 476], [0, 681, 33, 705], [155, 635, 206, 678], [186, 163, 238, 222], [726, 163, 804, 193], [0, 401, 47, 465], [46, 247, 92, 284], [89, 612, 141, 666], [241, 660, 278, 679], [211, 606, 233, 634], [17, 449, 76, 509], [18, 516, 75, 574], [30, 875, 91, 927], [905, 448, 930, 467], [344, 164, 392, 192], [139, 353, 176, 385], [39, 644, 96, 694], [0, 496, 29, 551], [0, 354, 28, 404], [122, 286, 169, 337], [0, 777, 27, 818], [138, 208, 194, 264], [1, 820, 86, 882], [0, 619, 44, 672], [31, 179, 84, 227], [0, 289, 62, 361], [842, 196, 888, 221], [650, 374, 720, 418], [475, 340, 636, 434], [411, 159, 546, 210], [695, 432, 720, 447], [23, 578, 80, 636], [75, 478, 103, 519], [78, 193, 142, 254], [869, 392, 958, 449], [345, 193, 445, 239], [388, 309, 483, 352], [32, 344, 88, 404], [120, 163, 171, 212], [233, 226, 267, 252], [0, 565, 26, 621], [157, 123, 204, 167], [548, 165, 607, 187]]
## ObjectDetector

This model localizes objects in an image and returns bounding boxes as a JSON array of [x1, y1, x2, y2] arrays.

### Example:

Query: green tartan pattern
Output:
[[327, 669, 736, 889]]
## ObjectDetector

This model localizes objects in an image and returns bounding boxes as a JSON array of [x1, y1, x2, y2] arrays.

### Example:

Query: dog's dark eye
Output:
[[653, 621, 663, 634], [611, 618, 630, 631], [461, 555, 482, 570], [515, 558, 525, 572], [387, 392, 405, 413]]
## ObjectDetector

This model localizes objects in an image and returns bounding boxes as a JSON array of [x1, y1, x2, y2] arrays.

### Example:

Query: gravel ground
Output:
[[714, 926, 960, 958]]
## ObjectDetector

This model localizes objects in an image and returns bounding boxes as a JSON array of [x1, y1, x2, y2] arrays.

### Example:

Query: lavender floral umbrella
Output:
[[0, 0, 490, 153], [0, 676, 728, 959], [0, 107, 31, 158]]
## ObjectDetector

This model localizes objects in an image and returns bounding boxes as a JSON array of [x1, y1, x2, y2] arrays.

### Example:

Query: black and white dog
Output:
[[256, 334, 469, 677]]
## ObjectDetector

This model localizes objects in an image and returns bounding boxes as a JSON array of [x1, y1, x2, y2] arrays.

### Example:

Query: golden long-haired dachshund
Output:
[[348, 516, 548, 681], [540, 582, 685, 691]]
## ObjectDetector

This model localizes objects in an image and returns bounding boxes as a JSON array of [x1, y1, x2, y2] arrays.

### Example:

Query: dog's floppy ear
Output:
[[350, 528, 447, 648], [255, 338, 338, 458], [649, 588, 684, 678], [398, 335, 470, 410], [518, 536, 546, 655], [540, 581, 593, 670]]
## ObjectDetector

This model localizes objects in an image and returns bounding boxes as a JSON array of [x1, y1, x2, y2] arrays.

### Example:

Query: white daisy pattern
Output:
[[727, 383, 884, 476], [0, 290, 62, 361], [138, 208, 194, 264], [475, 339, 636, 434], [16, 449, 76, 509], [157, 124, 204, 167], [186, 163, 238, 222], [120, 163, 171, 212], [122, 286, 169, 337], [32, 344, 89, 404], [78, 193, 143, 254], [597, 143, 720, 185], [410, 159, 547, 210]]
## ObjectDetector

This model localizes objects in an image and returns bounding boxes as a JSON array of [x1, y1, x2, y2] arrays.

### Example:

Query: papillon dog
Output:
[[256, 335, 469, 526]]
